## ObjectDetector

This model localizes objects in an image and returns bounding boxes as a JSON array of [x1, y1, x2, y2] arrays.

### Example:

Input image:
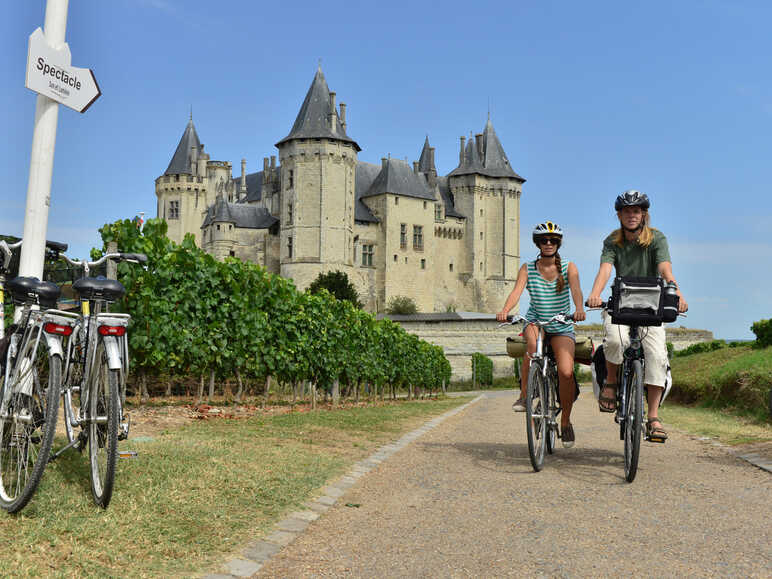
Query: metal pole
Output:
[[18, 0, 69, 280]]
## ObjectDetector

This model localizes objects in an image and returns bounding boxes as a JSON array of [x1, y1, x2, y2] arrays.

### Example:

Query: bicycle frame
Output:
[[616, 325, 645, 433]]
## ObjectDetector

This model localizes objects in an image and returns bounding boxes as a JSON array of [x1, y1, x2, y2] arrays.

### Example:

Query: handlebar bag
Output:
[[608, 276, 664, 327]]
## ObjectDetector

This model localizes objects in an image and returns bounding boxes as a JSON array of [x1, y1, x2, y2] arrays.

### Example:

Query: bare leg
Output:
[[600, 360, 619, 411], [551, 336, 576, 428], [518, 324, 540, 401]]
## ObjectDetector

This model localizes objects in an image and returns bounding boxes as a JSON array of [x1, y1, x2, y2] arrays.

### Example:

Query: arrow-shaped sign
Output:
[[25, 27, 101, 113]]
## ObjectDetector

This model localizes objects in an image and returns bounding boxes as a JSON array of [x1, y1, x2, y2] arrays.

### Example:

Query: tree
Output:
[[386, 295, 418, 315], [307, 270, 362, 308]]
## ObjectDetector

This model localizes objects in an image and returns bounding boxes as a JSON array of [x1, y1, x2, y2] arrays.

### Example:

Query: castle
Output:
[[154, 67, 525, 313]]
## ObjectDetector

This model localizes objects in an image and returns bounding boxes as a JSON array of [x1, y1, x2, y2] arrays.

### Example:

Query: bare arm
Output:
[[587, 262, 614, 307], [566, 262, 586, 321], [496, 264, 529, 321], [657, 261, 688, 312]]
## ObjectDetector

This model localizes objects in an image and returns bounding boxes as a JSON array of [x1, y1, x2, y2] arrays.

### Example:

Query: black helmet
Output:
[[615, 190, 650, 211]]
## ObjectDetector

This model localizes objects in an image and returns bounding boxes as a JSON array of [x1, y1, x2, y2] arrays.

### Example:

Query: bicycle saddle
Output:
[[7, 276, 61, 309], [73, 276, 126, 302]]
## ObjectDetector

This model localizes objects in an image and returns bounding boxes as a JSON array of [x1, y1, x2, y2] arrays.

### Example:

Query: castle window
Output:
[[480, 262, 483, 271], [288, 236, 293, 258], [394, 197, 399, 206], [394, 254, 397, 262], [288, 170, 294, 189], [480, 232, 483, 240], [420, 259, 426, 270], [435, 204, 442, 221], [413, 225, 424, 251], [217, 225, 220, 231], [361, 244, 373, 266], [449, 263, 454, 272], [287, 202, 293, 224], [400, 223, 407, 249], [168, 200, 180, 220], [423, 201, 427, 209], [480, 209, 483, 216], [404, 257, 408, 264], [174, 175, 180, 182], [229, 250, 235, 257]]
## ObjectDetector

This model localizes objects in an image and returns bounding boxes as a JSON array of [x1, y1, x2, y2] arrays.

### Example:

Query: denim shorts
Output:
[[524, 324, 576, 342]]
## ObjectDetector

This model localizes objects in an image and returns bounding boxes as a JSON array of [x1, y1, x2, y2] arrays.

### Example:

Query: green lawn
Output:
[[0, 397, 469, 577]]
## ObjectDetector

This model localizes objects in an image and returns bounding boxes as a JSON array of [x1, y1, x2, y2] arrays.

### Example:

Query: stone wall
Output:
[[388, 315, 714, 382]]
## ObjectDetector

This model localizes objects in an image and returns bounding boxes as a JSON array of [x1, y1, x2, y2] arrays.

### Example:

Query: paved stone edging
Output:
[[695, 436, 772, 474], [202, 395, 485, 578]]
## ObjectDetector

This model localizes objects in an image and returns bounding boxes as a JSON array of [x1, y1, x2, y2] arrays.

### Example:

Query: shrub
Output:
[[471, 352, 493, 385], [386, 295, 418, 315], [674, 340, 726, 357], [751, 318, 772, 348], [307, 270, 362, 308], [666, 342, 674, 360]]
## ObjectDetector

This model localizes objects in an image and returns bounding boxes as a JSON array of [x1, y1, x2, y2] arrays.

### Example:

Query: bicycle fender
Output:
[[102, 336, 123, 370], [43, 332, 63, 359]]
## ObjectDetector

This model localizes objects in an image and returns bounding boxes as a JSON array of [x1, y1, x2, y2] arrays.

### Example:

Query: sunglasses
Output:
[[539, 237, 561, 245]]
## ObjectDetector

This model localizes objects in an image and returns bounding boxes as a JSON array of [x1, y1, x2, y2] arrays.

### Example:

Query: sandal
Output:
[[598, 383, 617, 413], [646, 418, 668, 442], [561, 423, 575, 448]]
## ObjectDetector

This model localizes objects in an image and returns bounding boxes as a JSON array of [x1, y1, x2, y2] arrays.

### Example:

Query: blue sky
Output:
[[1, 0, 770, 338]]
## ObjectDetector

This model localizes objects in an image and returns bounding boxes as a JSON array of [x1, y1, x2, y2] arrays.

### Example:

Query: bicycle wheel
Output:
[[88, 339, 119, 508], [62, 326, 85, 444], [545, 366, 558, 455], [526, 363, 547, 471], [623, 359, 644, 482], [0, 334, 61, 513]]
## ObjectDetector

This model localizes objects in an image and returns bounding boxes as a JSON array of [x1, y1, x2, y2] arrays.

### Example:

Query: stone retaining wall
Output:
[[393, 318, 713, 381]]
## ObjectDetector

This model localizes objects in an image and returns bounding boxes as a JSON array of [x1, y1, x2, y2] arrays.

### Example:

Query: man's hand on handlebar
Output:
[[586, 295, 603, 308]]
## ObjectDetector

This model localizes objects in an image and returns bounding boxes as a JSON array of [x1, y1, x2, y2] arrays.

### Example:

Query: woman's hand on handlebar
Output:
[[572, 308, 586, 322], [496, 310, 510, 322]]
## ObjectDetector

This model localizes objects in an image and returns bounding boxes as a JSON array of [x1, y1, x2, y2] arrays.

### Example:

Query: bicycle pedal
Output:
[[118, 450, 138, 459], [647, 435, 667, 444]]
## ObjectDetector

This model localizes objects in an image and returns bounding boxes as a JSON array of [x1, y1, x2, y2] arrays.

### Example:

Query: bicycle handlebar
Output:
[[497, 313, 576, 329], [0, 238, 68, 273], [61, 252, 148, 271]]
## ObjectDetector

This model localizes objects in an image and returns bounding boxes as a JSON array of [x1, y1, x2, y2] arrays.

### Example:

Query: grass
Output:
[[669, 344, 772, 419], [660, 404, 772, 446], [0, 397, 470, 577]]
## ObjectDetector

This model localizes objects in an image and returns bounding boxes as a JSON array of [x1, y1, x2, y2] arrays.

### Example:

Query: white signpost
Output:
[[18, 0, 100, 287], [25, 27, 101, 113]]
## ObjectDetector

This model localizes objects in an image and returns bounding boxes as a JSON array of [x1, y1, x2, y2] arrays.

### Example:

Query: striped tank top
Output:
[[525, 259, 572, 333]]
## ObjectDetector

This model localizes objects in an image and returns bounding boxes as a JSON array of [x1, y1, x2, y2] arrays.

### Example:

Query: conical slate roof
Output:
[[164, 118, 201, 175], [449, 119, 524, 181], [201, 197, 278, 230], [276, 67, 360, 150], [361, 158, 435, 201], [417, 136, 435, 173]]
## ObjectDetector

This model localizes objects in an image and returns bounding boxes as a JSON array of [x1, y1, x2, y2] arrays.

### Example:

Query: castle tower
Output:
[[448, 117, 524, 311], [155, 116, 232, 246], [274, 66, 361, 290]]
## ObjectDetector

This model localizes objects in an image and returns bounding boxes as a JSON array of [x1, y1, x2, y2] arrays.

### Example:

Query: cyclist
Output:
[[497, 221, 586, 447], [586, 190, 688, 442]]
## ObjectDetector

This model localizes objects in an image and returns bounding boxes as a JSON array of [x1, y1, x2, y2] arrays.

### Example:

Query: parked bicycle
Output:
[[501, 313, 576, 472], [49, 250, 146, 508], [0, 238, 72, 513]]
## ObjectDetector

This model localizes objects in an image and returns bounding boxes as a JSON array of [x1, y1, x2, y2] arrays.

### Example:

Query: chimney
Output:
[[459, 136, 466, 165], [263, 157, 269, 173], [240, 158, 246, 199], [339, 103, 346, 130], [475, 133, 484, 161], [381, 157, 388, 169], [270, 155, 276, 171], [429, 147, 435, 171], [413, 161, 419, 174], [329, 92, 337, 131]]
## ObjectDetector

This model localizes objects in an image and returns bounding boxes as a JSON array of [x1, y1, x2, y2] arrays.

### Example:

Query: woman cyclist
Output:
[[497, 222, 586, 447]]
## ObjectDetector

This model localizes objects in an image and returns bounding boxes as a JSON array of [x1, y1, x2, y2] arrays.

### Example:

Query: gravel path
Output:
[[246, 390, 771, 577]]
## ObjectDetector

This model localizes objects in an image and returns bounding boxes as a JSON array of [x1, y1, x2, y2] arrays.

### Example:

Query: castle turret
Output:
[[448, 117, 525, 311], [274, 66, 360, 290]]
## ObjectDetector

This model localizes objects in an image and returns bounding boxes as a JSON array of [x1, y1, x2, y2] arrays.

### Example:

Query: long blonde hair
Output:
[[612, 211, 654, 247]]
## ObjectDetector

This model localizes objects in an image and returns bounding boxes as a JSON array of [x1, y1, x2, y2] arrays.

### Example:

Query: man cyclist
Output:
[[586, 190, 688, 442]]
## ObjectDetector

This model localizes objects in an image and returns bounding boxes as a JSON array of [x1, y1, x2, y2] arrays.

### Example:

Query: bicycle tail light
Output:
[[98, 325, 126, 337], [44, 322, 73, 336]]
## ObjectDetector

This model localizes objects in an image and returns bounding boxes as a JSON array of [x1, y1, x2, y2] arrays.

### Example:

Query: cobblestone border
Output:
[[694, 436, 772, 473], [202, 395, 485, 578]]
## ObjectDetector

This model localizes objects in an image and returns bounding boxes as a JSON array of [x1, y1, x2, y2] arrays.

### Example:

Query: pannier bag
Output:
[[506, 336, 526, 358], [591, 344, 607, 400], [608, 276, 679, 326], [574, 336, 594, 365]]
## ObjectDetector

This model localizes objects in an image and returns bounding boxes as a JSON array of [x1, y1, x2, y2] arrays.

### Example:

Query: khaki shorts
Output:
[[602, 311, 668, 387]]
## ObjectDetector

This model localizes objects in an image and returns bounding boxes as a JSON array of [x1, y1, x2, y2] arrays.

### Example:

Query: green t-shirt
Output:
[[600, 229, 671, 277]]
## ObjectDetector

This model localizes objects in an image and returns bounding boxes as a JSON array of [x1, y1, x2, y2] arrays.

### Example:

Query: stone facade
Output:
[[155, 67, 525, 313]]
